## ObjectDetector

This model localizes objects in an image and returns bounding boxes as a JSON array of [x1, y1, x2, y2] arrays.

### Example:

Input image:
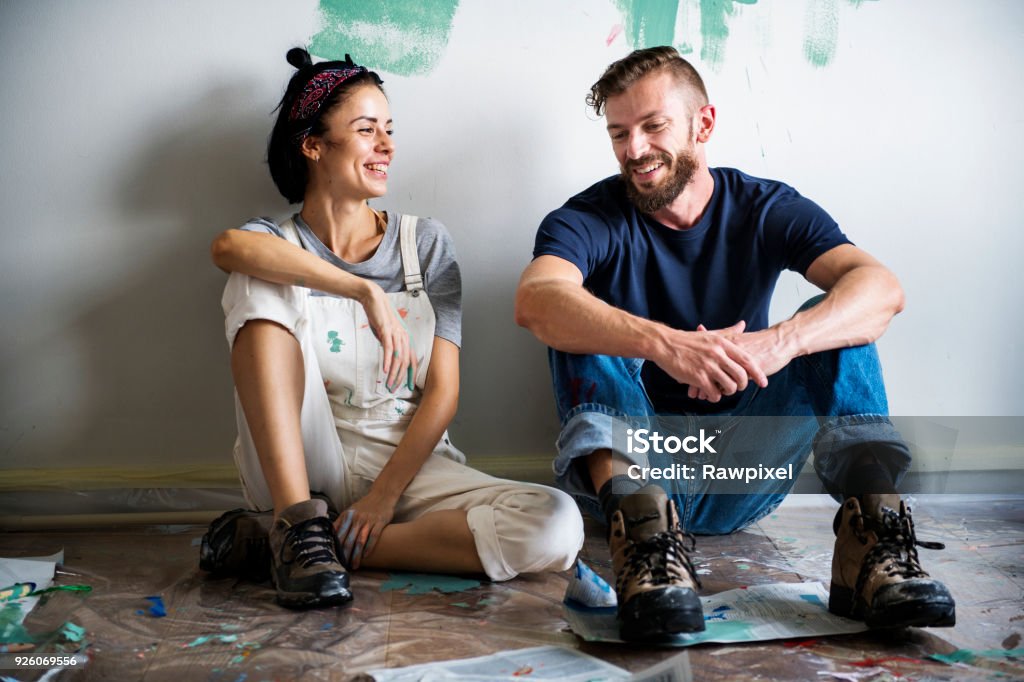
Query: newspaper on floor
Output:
[[366, 644, 692, 682], [564, 574, 868, 646], [0, 550, 63, 642]]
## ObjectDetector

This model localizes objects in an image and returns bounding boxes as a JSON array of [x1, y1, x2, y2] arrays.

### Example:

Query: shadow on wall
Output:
[[11, 82, 291, 472]]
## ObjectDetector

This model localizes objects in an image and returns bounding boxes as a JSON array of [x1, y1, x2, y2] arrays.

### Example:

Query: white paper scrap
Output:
[[367, 644, 630, 682], [0, 552, 61, 636]]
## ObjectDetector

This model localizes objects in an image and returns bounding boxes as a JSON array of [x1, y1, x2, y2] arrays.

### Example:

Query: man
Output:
[[515, 47, 954, 641]]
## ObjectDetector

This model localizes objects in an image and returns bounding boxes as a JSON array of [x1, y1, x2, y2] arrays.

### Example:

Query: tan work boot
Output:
[[829, 494, 955, 628], [610, 485, 704, 640], [269, 499, 352, 609]]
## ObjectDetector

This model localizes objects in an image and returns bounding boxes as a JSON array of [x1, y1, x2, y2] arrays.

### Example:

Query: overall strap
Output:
[[278, 217, 302, 247], [399, 215, 424, 295]]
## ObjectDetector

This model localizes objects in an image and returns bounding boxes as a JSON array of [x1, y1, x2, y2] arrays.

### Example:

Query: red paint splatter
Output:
[[397, 308, 409, 318], [512, 665, 533, 677], [606, 23, 623, 46], [783, 638, 820, 648], [360, 324, 369, 329], [568, 378, 597, 407]]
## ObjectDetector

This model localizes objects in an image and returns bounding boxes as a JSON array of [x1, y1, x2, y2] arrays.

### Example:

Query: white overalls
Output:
[[221, 215, 584, 581]]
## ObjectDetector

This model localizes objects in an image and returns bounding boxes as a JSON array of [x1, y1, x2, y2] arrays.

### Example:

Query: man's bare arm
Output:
[[515, 255, 767, 402], [700, 245, 905, 397], [787, 244, 905, 354]]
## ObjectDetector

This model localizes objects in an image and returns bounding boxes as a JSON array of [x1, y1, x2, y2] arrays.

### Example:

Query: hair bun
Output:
[[286, 47, 313, 70]]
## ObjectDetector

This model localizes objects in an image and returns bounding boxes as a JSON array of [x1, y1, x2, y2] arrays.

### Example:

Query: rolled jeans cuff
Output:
[[812, 413, 912, 498], [553, 404, 653, 502]]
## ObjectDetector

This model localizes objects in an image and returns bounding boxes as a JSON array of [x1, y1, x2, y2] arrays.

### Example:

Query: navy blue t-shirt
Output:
[[533, 167, 851, 413]]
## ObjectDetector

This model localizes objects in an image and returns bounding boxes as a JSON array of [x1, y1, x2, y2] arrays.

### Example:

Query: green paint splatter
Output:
[[613, 0, 679, 50], [310, 0, 461, 77], [686, 618, 756, 643], [327, 330, 345, 353], [0, 603, 32, 644], [380, 572, 481, 595], [59, 621, 86, 642], [804, 0, 839, 68], [700, 0, 758, 68], [930, 649, 1024, 665], [610, 0, 873, 71]]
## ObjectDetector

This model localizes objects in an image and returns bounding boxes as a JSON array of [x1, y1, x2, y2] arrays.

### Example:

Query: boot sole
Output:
[[274, 580, 353, 610], [829, 582, 956, 628], [272, 567, 353, 610], [275, 588, 353, 610], [619, 587, 705, 640]]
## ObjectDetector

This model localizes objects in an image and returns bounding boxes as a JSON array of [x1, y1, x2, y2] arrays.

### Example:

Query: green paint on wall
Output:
[[310, 0, 460, 77], [804, 0, 839, 68], [610, 0, 875, 71], [613, 0, 679, 49], [699, 0, 758, 68]]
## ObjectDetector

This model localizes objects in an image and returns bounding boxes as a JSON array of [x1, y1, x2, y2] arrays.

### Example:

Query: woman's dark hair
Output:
[[267, 48, 385, 204]]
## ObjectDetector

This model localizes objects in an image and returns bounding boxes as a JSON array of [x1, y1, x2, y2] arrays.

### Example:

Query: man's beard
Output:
[[622, 148, 699, 214]]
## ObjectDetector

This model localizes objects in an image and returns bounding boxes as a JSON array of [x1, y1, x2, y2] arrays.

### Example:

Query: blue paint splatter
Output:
[[799, 594, 825, 607]]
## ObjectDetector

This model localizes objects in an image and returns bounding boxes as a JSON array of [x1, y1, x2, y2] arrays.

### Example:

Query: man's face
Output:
[[605, 71, 699, 214]]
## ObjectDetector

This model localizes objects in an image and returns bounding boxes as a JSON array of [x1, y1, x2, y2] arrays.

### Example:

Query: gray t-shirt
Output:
[[239, 212, 462, 347]]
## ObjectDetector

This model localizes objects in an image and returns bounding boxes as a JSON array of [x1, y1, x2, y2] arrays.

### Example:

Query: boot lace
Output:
[[618, 529, 702, 593], [851, 505, 944, 599], [280, 516, 338, 569]]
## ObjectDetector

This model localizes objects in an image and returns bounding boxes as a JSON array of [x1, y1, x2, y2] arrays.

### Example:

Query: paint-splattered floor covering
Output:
[[1, 494, 1021, 681]]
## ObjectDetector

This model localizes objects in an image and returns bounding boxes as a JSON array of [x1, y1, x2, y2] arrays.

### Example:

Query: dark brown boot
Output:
[[199, 508, 273, 582], [829, 495, 955, 628], [610, 485, 704, 640], [270, 499, 352, 609]]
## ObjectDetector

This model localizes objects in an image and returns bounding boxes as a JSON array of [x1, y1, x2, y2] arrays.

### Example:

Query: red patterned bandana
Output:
[[289, 67, 366, 140]]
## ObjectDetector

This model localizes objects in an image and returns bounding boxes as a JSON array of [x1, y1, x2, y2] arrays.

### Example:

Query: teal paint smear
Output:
[[930, 649, 1024, 665], [699, 0, 758, 69], [59, 621, 86, 643], [686, 618, 755, 643], [613, 0, 679, 49], [804, 0, 839, 68], [380, 572, 481, 595], [310, 0, 460, 77], [611, 0, 874, 71], [0, 603, 32, 644], [798, 593, 825, 607], [326, 330, 344, 353]]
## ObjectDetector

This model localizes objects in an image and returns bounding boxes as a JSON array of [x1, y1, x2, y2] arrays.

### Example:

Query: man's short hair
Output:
[[587, 46, 709, 117]]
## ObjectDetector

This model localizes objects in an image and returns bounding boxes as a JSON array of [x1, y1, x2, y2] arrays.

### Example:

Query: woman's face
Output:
[[312, 84, 394, 200]]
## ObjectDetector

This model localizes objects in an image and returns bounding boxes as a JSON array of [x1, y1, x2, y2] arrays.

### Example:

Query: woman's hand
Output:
[[335, 490, 397, 569], [360, 282, 417, 392]]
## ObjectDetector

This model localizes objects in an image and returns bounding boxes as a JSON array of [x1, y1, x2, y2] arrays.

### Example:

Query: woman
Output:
[[202, 48, 583, 609]]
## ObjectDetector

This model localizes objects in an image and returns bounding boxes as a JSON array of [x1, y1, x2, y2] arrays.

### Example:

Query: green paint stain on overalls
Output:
[[327, 330, 345, 353], [310, 0, 460, 76]]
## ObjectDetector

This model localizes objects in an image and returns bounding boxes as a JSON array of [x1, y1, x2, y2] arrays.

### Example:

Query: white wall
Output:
[[1, 1, 1021, 476]]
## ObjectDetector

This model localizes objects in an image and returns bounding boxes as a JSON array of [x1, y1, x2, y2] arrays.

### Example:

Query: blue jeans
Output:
[[547, 300, 911, 534]]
